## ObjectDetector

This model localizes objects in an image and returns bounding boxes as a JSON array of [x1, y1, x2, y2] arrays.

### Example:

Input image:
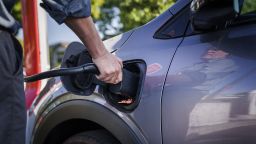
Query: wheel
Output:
[[63, 130, 120, 144]]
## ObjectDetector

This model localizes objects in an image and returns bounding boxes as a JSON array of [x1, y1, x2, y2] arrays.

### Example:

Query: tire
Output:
[[63, 130, 121, 144]]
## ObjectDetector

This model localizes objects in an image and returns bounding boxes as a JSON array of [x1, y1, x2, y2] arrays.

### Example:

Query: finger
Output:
[[97, 73, 108, 81], [101, 74, 113, 83], [109, 76, 117, 84], [113, 70, 120, 84], [117, 57, 123, 68], [96, 75, 100, 79], [102, 69, 116, 83], [108, 67, 119, 84], [116, 62, 123, 81], [110, 61, 121, 83], [115, 66, 123, 83], [115, 68, 123, 84]]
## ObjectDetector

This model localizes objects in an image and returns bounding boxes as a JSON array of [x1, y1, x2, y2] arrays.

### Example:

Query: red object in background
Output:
[[21, 0, 41, 109]]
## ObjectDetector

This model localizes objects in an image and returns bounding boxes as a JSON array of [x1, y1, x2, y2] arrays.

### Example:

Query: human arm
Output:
[[40, 0, 122, 84]]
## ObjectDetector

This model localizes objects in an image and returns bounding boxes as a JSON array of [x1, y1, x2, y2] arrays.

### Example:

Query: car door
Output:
[[113, 1, 191, 143], [162, 1, 256, 144]]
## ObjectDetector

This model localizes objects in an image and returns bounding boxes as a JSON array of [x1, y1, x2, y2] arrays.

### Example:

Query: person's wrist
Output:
[[91, 49, 109, 61], [92, 51, 108, 61], [90, 44, 109, 59]]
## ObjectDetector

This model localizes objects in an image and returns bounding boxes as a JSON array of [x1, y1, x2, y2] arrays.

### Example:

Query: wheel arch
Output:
[[32, 100, 146, 144]]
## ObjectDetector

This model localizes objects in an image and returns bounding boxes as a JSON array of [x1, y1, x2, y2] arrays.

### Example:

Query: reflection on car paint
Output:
[[163, 26, 256, 144]]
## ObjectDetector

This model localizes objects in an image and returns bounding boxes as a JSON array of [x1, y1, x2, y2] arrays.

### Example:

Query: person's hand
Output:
[[92, 52, 123, 84], [64, 17, 122, 84]]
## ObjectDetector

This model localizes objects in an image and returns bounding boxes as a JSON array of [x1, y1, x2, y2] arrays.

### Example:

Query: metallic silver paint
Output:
[[163, 24, 256, 144]]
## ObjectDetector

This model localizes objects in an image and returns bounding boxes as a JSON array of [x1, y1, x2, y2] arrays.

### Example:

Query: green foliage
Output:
[[115, 0, 174, 32], [12, 1, 22, 22], [241, 0, 256, 14], [12, 1, 175, 38], [12, 0, 256, 39], [93, 0, 175, 38], [91, 0, 105, 19]]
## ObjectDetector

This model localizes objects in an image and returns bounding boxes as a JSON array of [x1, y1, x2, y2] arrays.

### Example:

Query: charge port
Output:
[[102, 60, 146, 112]]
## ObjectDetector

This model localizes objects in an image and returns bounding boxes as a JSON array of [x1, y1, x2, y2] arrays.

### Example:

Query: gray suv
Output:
[[26, 0, 256, 144]]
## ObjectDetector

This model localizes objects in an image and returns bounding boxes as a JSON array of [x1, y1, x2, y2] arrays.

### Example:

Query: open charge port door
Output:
[[61, 42, 147, 112], [102, 60, 146, 112]]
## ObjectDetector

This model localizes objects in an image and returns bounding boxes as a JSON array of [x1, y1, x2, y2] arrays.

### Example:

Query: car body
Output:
[[26, 0, 256, 144]]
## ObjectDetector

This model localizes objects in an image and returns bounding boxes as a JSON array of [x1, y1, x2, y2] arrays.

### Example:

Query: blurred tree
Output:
[[91, 0, 105, 19], [12, 0, 175, 38], [241, 0, 256, 14], [111, 0, 174, 32], [12, 1, 22, 23], [96, 0, 176, 38], [11, 0, 256, 39]]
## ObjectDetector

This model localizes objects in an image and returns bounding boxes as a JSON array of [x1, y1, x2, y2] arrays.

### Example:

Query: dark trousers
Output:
[[0, 30, 26, 144]]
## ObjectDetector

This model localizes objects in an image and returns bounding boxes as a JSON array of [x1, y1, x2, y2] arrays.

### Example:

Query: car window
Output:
[[186, 0, 256, 34], [154, 5, 190, 39], [241, 0, 256, 15], [233, 0, 256, 25]]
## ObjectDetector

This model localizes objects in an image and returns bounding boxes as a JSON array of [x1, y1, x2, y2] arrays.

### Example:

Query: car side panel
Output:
[[27, 9, 180, 144], [162, 24, 256, 144], [115, 10, 184, 143]]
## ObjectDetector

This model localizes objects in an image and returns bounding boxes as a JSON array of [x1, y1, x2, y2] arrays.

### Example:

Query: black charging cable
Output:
[[24, 63, 99, 83], [25, 63, 139, 98]]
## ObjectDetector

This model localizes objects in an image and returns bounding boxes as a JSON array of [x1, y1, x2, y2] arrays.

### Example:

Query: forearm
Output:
[[41, 0, 122, 84], [65, 17, 108, 59]]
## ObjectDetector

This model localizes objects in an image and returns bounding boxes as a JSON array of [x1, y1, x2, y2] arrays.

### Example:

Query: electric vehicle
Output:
[[26, 0, 256, 143]]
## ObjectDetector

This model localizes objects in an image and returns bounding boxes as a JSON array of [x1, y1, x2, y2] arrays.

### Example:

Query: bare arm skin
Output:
[[65, 17, 122, 84]]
